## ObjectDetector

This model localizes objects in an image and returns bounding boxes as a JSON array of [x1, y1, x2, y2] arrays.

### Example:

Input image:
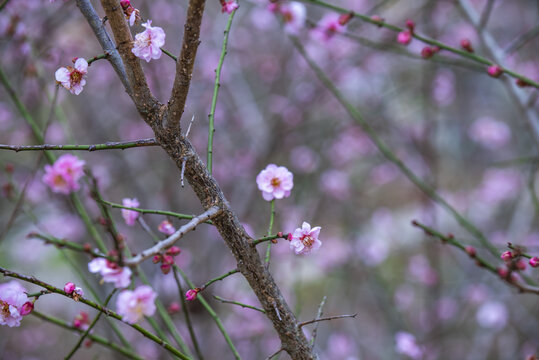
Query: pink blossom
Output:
[[55, 58, 88, 95], [42, 154, 86, 194], [221, 0, 238, 14], [185, 289, 199, 301], [0, 281, 33, 327], [397, 30, 412, 45], [280, 2, 306, 35], [122, 198, 140, 226], [395, 332, 423, 359], [313, 13, 345, 42], [73, 311, 90, 330], [289, 222, 322, 255], [468, 117, 511, 149], [64, 282, 76, 294], [116, 285, 157, 324], [132, 20, 166, 62], [529, 256, 539, 268], [88, 258, 132, 288], [158, 220, 176, 235], [256, 164, 294, 201], [167, 302, 181, 314], [500, 251, 513, 262]]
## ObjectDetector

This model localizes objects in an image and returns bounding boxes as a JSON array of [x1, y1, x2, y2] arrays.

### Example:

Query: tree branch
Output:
[[0, 138, 158, 152], [166, 0, 206, 131]]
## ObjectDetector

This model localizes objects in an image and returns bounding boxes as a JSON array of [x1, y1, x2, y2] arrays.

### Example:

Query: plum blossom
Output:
[[468, 117, 511, 149], [120, 0, 140, 26], [256, 164, 294, 201], [289, 222, 322, 255], [55, 58, 88, 95], [476, 301, 508, 330], [158, 220, 176, 235], [132, 20, 166, 62], [280, 2, 306, 34], [221, 0, 238, 14], [122, 198, 140, 226], [73, 311, 90, 330], [0, 281, 33, 327], [395, 332, 423, 359], [116, 285, 157, 324], [42, 154, 86, 194], [88, 258, 132, 288], [313, 13, 346, 42], [185, 288, 199, 301]]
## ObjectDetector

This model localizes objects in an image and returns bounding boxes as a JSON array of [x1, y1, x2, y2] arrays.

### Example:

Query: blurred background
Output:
[[0, 0, 538, 359]]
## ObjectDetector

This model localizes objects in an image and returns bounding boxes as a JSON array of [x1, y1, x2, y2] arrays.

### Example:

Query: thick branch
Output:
[[76, 0, 132, 94], [99, 0, 160, 117], [166, 0, 206, 131], [125, 206, 221, 266], [0, 138, 157, 152]]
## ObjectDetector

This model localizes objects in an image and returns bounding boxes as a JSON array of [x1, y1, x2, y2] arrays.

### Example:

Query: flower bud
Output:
[[529, 256, 539, 268], [64, 282, 76, 294], [487, 65, 503, 78]]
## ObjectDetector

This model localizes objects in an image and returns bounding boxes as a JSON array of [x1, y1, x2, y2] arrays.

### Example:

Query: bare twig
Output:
[[299, 313, 358, 328], [213, 295, 266, 313], [185, 115, 195, 137], [125, 206, 221, 266], [310, 296, 327, 349], [0, 138, 158, 152]]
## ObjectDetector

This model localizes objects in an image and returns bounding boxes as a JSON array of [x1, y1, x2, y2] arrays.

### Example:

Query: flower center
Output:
[[301, 235, 314, 247], [53, 174, 67, 187], [270, 177, 281, 187], [70, 70, 83, 84], [283, 11, 293, 23], [1, 300, 10, 317]]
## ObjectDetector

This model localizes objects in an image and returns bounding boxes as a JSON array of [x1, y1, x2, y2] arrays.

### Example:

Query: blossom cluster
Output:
[[0, 281, 33, 327], [88, 258, 132, 288], [42, 154, 86, 194]]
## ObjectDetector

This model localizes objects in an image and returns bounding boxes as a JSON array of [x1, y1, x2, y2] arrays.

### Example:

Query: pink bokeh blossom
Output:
[[468, 116, 511, 149], [132, 20, 166, 62], [158, 220, 176, 235], [122, 198, 140, 226], [397, 30, 412, 45], [42, 154, 86, 194], [88, 258, 132, 288], [395, 332, 423, 359], [116, 285, 157, 324], [0, 281, 33, 327], [289, 221, 322, 255], [55, 58, 88, 95], [313, 13, 345, 42], [256, 164, 294, 201], [280, 2, 306, 35]]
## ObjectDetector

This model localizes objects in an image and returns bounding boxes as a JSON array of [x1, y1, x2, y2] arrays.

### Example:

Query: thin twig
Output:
[[125, 207, 222, 266], [207, 9, 236, 173], [478, 0, 496, 30], [213, 295, 266, 313], [0, 138, 158, 152], [265, 348, 284, 360], [310, 296, 327, 349], [265, 200, 276, 265], [298, 313, 358, 328], [185, 115, 195, 137], [200, 269, 239, 290]]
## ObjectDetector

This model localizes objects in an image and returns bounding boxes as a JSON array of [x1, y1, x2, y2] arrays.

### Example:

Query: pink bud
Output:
[[465, 246, 476, 258], [516, 79, 530, 87], [421, 47, 434, 59], [487, 65, 503, 78], [64, 282, 76, 294], [162, 255, 175, 266], [277, 231, 283, 238], [168, 302, 181, 314], [500, 251, 513, 261], [516, 260, 527, 271], [120, 0, 131, 8], [530, 256, 539, 268], [371, 15, 384, 26], [397, 30, 412, 45], [166, 246, 181, 256], [460, 38, 473, 52], [152, 254, 162, 264], [338, 12, 353, 26], [497, 267, 509, 278], [405, 19, 415, 32], [185, 289, 199, 301], [20, 302, 34, 316], [160, 263, 172, 274]]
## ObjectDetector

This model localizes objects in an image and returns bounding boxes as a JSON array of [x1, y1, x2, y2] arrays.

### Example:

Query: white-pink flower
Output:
[[280, 2, 306, 34], [116, 285, 157, 324], [42, 154, 86, 194], [88, 258, 132, 288], [55, 58, 88, 95], [158, 220, 176, 236], [313, 13, 345, 42], [290, 222, 322, 255], [256, 164, 294, 201], [0, 281, 33, 327], [221, 0, 238, 14], [122, 198, 140, 226], [131, 20, 166, 62]]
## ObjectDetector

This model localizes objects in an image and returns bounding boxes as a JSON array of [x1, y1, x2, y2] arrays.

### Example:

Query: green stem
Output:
[[30, 233, 109, 259], [0, 138, 158, 152], [207, 9, 236, 173], [161, 47, 178, 62], [64, 290, 116, 360], [265, 200, 276, 264], [251, 233, 288, 246], [290, 36, 499, 258], [201, 269, 239, 290], [87, 53, 108, 65], [299, 0, 539, 88], [176, 266, 241, 360], [0, 266, 192, 360], [32, 311, 144, 360]]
